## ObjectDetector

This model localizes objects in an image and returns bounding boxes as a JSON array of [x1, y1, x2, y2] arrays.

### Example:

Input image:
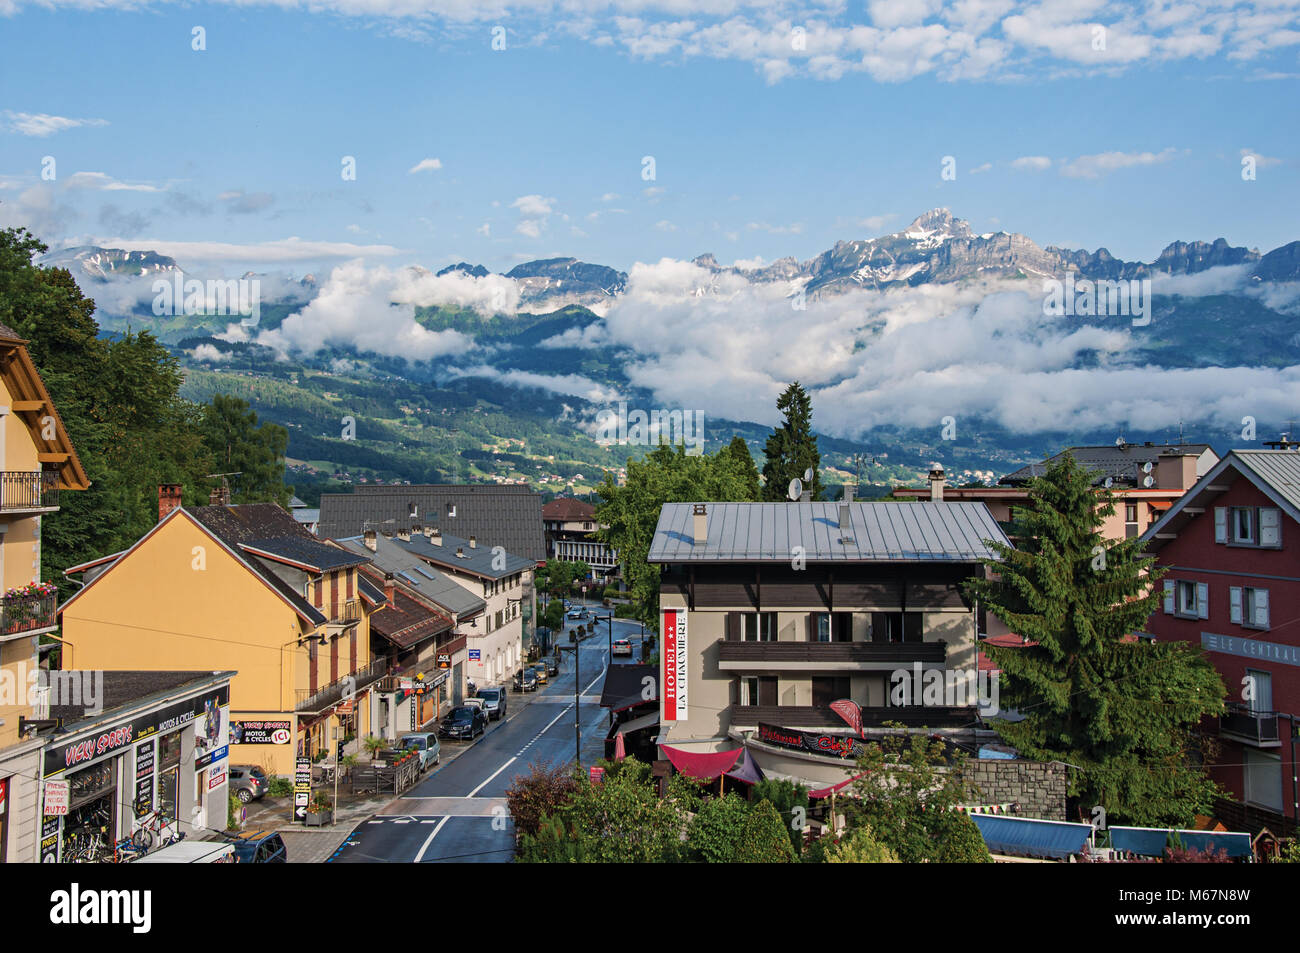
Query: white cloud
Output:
[[1241, 147, 1283, 168], [1010, 155, 1052, 171], [65, 171, 164, 192], [1058, 147, 1179, 178], [189, 343, 230, 362], [91, 236, 401, 265], [511, 194, 556, 237], [409, 157, 443, 174], [4, 111, 108, 137]]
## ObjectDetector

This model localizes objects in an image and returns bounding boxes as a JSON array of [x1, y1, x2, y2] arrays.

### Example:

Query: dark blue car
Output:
[[222, 829, 288, 863]]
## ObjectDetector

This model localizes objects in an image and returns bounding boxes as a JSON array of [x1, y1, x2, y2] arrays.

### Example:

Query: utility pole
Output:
[[574, 612, 581, 769]]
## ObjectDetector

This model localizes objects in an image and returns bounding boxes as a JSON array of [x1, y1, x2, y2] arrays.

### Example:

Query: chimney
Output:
[[692, 503, 708, 546], [456, 546, 465, 558], [363, 529, 377, 552], [411, 522, 423, 536], [158, 484, 183, 522], [799, 490, 811, 503], [469, 535, 477, 549], [1156, 453, 1197, 491], [928, 467, 946, 502], [397, 527, 411, 542], [384, 572, 396, 608], [430, 527, 442, 545]]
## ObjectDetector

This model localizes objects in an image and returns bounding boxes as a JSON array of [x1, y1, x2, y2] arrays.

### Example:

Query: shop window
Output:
[[159, 767, 179, 821], [160, 731, 183, 769]]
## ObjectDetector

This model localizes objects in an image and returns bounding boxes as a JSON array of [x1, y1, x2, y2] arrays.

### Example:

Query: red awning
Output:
[[662, 745, 741, 780], [808, 773, 866, 799]]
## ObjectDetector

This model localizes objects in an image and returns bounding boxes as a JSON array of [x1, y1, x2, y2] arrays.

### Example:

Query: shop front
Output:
[[38, 671, 233, 862]]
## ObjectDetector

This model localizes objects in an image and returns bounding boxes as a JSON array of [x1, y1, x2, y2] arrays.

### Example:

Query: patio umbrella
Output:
[[613, 731, 626, 761]]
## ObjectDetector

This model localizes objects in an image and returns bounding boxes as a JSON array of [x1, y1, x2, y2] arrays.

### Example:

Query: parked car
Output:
[[530, 662, 549, 683], [228, 764, 269, 804], [440, 705, 487, 740], [463, 697, 491, 722], [566, 609, 587, 620], [612, 638, 633, 657], [476, 686, 507, 720], [541, 656, 560, 677], [398, 732, 441, 769], [221, 830, 287, 863], [513, 668, 538, 692], [134, 840, 237, 863]]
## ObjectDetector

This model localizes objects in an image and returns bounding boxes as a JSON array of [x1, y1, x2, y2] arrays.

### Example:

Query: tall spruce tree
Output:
[[964, 454, 1225, 826], [760, 381, 823, 500], [721, 435, 761, 500]]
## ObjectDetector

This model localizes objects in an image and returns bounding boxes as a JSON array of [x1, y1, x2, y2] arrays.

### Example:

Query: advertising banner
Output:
[[294, 757, 312, 822], [757, 722, 866, 760], [232, 721, 292, 745], [133, 739, 155, 818], [662, 609, 687, 722]]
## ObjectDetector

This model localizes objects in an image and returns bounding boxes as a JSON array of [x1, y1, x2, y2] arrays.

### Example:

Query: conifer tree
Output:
[[761, 382, 823, 500]]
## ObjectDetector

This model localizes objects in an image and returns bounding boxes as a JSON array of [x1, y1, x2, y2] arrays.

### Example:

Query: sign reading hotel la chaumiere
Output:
[[42, 685, 230, 777], [757, 722, 867, 760], [662, 609, 687, 721]]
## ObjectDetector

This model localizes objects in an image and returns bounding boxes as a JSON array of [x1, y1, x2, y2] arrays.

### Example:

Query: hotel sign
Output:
[[1202, 632, 1300, 667], [662, 609, 687, 722]]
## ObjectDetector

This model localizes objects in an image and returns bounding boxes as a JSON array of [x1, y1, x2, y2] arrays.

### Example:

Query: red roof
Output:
[[542, 497, 595, 521], [978, 634, 1036, 672]]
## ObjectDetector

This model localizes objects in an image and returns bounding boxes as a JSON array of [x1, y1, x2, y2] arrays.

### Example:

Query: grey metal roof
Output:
[[333, 534, 487, 617], [648, 502, 1009, 563], [999, 443, 1215, 487], [317, 484, 545, 561], [394, 530, 536, 579]]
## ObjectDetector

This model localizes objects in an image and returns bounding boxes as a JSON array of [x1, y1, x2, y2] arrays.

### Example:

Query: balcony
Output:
[[1220, 702, 1281, 747], [296, 657, 388, 715], [718, 640, 946, 671], [1, 591, 58, 639], [731, 704, 978, 730], [0, 471, 59, 513], [325, 598, 362, 629]]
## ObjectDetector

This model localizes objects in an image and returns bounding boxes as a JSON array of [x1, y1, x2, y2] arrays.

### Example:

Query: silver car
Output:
[[398, 732, 441, 770]]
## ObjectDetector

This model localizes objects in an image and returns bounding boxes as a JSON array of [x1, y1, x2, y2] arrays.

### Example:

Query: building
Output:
[[542, 496, 618, 578], [386, 525, 536, 689], [331, 532, 486, 737], [0, 321, 91, 863], [29, 670, 234, 863], [1140, 449, 1300, 834], [288, 494, 320, 535], [648, 497, 1008, 787], [58, 495, 386, 776], [317, 483, 545, 561], [894, 444, 1216, 542]]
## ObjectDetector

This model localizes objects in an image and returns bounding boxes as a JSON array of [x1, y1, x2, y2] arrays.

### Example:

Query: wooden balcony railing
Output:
[[296, 657, 388, 714], [718, 641, 946, 665], [0, 471, 59, 511]]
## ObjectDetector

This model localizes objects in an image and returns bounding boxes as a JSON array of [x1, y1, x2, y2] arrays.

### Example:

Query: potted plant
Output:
[[364, 735, 386, 762], [305, 793, 333, 826]]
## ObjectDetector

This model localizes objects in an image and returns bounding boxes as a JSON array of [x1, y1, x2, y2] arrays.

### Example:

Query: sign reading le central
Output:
[[662, 609, 687, 722]]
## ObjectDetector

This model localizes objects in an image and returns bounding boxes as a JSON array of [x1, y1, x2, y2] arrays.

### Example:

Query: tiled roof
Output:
[[317, 484, 545, 561], [238, 535, 367, 572], [648, 501, 1009, 563], [543, 497, 596, 521], [394, 530, 535, 579], [333, 534, 487, 617], [999, 443, 1215, 487], [362, 569, 454, 649]]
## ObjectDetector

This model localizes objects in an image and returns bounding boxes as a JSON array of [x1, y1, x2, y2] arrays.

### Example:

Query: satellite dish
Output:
[[803, 468, 814, 482], [1142, 475, 1155, 488], [1115, 436, 1126, 447], [1103, 477, 1113, 489], [1141, 462, 1153, 473], [787, 478, 803, 501]]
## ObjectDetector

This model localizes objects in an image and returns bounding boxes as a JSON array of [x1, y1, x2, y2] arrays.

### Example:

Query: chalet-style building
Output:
[[648, 496, 1007, 786], [1141, 449, 1300, 835], [542, 496, 618, 578]]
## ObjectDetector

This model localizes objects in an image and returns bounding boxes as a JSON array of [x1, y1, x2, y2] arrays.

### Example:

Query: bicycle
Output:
[[131, 809, 183, 851], [66, 825, 111, 863]]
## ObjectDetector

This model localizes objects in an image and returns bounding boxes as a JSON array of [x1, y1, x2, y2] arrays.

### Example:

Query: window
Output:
[[1165, 579, 1208, 620], [1233, 508, 1255, 544], [812, 613, 852, 642], [737, 676, 777, 706], [1245, 669, 1273, 714], [870, 612, 922, 643], [1124, 502, 1139, 539], [1244, 749, 1283, 813], [742, 612, 777, 642], [1216, 506, 1282, 548], [812, 676, 851, 708], [1230, 586, 1270, 629]]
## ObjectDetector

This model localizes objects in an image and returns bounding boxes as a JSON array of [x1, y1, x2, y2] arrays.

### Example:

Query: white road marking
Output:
[[467, 756, 517, 797], [414, 816, 450, 863]]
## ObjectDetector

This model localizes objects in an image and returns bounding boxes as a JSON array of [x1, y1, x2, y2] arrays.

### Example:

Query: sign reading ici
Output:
[[662, 609, 687, 722]]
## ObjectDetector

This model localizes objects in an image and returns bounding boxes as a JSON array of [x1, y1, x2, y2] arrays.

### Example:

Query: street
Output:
[[330, 610, 650, 863]]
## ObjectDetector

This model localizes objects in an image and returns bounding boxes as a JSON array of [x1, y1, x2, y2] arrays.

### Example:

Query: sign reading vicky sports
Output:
[[662, 609, 687, 721]]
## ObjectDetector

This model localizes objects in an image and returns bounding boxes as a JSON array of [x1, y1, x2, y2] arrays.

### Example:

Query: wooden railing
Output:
[[718, 641, 946, 665]]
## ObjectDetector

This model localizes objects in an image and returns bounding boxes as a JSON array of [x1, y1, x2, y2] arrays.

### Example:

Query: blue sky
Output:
[[1, 0, 1297, 275]]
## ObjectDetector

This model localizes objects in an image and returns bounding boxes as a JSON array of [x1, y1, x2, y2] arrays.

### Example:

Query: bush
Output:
[[686, 793, 750, 863], [506, 761, 581, 838], [266, 775, 294, 798], [733, 800, 797, 863], [930, 811, 991, 863], [824, 825, 900, 863], [752, 778, 810, 857]]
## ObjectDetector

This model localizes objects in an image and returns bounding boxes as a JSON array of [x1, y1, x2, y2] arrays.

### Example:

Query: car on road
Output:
[[530, 662, 549, 683], [567, 608, 588, 620], [513, 668, 538, 692], [398, 732, 441, 769], [612, 638, 633, 657], [541, 656, 560, 677], [440, 705, 487, 740], [228, 764, 269, 804], [476, 686, 507, 720], [221, 830, 288, 864]]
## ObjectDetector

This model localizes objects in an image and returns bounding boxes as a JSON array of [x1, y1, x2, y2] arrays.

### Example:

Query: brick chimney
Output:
[[928, 467, 946, 502], [363, 529, 377, 552], [1156, 453, 1197, 491], [158, 484, 183, 522], [384, 572, 396, 608], [692, 503, 708, 546], [209, 482, 231, 505]]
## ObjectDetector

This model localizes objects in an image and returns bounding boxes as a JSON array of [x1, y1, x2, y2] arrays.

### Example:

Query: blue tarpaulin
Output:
[[1109, 826, 1253, 859], [971, 814, 1094, 859]]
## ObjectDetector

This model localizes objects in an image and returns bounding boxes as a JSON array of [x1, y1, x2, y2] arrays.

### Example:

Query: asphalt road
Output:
[[331, 611, 651, 863]]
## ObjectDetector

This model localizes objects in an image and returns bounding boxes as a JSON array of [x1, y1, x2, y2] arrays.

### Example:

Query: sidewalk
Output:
[[236, 671, 578, 863]]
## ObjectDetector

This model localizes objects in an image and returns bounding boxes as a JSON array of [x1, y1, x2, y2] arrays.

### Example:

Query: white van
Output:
[[133, 840, 236, 863]]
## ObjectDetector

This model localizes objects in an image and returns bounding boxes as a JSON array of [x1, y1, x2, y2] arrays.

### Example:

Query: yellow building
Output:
[[59, 496, 387, 777], [0, 321, 90, 863]]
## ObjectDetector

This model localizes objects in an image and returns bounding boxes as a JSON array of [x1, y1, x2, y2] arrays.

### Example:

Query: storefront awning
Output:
[[970, 814, 1093, 860], [724, 748, 765, 785], [1108, 826, 1252, 859], [808, 773, 864, 799], [619, 710, 659, 735], [662, 745, 741, 780]]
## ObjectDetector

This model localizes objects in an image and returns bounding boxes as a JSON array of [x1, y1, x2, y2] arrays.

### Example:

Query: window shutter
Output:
[[1214, 507, 1227, 543], [1256, 589, 1270, 627], [1229, 587, 1243, 624], [1163, 580, 1175, 614], [1260, 508, 1281, 547], [1196, 582, 1209, 619]]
